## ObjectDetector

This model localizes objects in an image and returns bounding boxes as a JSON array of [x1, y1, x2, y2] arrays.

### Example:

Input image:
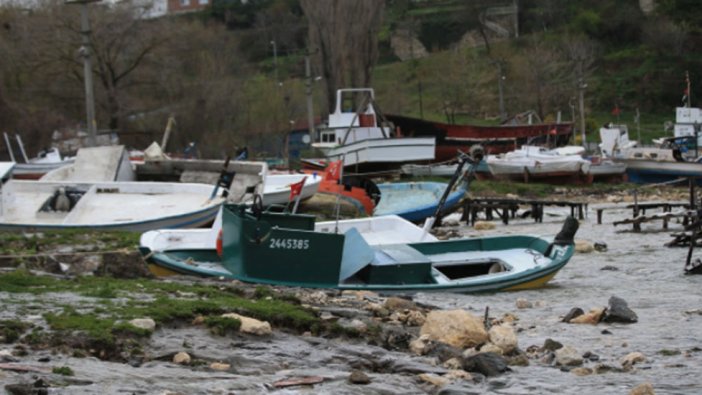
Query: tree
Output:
[[300, 0, 384, 110]]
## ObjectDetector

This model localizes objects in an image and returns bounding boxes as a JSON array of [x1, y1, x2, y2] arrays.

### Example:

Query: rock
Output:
[[562, 307, 584, 322], [444, 369, 472, 381], [479, 342, 503, 355], [424, 341, 464, 363], [575, 240, 595, 253], [620, 352, 646, 369], [410, 334, 432, 355], [209, 362, 231, 371], [603, 296, 638, 323], [384, 296, 416, 311], [191, 315, 205, 325], [420, 310, 488, 349], [569, 307, 605, 325], [474, 221, 496, 230], [306, 291, 329, 305], [442, 358, 463, 370], [601, 265, 619, 271], [340, 318, 367, 333], [172, 352, 191, 365], [365, 303, 390, 317], [508, 353, 529, 366], [404, 310, 426, 326], [128, 318, 156, 332], [341, 290, 379, 300], [594, 242, 608, 252], [629, 382, 655, 395], [515, 298, 532, 309], [348, 370, 371, 384], [594, 363, 621, 374], [419, 373, 449, 387], [555, 346, 583, 366], [221, 313, 272, 336], [571, 367, 593, 376], [488, 324, 518, 353], [461, 352, 511, 377], [542, 338, 563, 352], [382, 326, 413, 350]]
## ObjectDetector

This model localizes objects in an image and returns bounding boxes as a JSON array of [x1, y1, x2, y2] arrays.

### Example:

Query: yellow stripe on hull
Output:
[[148, 263, 181, 277], [504, 271, 559, 291]]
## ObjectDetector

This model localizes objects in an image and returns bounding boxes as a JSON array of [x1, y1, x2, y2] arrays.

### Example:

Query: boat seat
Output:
[[363, 244, 433, 285]]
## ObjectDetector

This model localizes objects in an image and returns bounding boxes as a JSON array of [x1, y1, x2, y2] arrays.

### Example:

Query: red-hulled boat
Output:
[[385, 114, 574, 162]]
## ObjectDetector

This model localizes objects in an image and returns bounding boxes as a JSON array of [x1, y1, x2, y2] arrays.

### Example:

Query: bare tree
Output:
[[300, 0, 384, 110]]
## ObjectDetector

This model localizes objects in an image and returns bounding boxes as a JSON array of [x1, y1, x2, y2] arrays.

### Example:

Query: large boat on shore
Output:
[[385, 114, 574, 162]]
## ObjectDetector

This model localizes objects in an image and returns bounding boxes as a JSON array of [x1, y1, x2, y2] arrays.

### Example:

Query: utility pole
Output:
[[578, 77, 587, 148], [496, 61, 506, 122], [305, 51, 315, 138], [66, 0, 99, 147], [270, 40, 278, 87]]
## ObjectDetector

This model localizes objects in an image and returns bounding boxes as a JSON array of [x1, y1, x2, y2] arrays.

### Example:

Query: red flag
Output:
[[323, 160, 343, 182], [288, 176, 307, 202]]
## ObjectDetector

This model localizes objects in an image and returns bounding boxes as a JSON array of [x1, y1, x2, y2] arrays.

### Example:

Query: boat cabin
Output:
[[313, 88, 394, 152]]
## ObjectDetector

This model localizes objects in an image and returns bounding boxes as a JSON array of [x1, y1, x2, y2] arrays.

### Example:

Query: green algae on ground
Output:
[[1, 270, 318, 341], [0, 230, 140, 256], [0, 319, 32, 343], [204, 316, 242, 336], [52, 366, 74, 376]]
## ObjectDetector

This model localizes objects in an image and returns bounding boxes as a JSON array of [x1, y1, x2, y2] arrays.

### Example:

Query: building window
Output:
[[180, 0, 190, 6], [198, 0, 208, 4]]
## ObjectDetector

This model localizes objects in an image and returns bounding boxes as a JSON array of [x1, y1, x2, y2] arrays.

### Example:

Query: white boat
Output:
[[312, 88, 435, 172], [262, 173, 321, 206], [486, 145, 591, 183], [3, 133, 74, 180], [0, 177, 225, 232], [401, 163, 459, 177], [140, 208, 437, 278]]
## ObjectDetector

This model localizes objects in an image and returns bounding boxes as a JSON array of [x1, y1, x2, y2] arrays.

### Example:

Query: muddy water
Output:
[[2, 204, 702, 394]]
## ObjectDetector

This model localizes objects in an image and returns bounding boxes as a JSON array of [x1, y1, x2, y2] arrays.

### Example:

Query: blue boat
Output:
[[373, 178, 468, 222]]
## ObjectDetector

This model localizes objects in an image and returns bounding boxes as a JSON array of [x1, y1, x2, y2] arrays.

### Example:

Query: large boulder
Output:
[[488, 324, 518, 354], [420, 310, 488, 349]]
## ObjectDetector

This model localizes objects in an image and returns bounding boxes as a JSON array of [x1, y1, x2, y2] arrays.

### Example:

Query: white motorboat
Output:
[[486, 145, 591, 183]]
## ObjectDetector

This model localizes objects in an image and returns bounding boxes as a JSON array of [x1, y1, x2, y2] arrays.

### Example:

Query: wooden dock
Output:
[[461, 197, 587, 225]]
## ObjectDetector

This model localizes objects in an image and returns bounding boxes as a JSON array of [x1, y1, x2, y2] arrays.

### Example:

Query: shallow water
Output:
[[2, 204, 701, 394], [417, 205, 702, 394]]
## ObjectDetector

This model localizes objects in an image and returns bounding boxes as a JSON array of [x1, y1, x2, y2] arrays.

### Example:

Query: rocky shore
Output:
[[0, 184, 699, 394]]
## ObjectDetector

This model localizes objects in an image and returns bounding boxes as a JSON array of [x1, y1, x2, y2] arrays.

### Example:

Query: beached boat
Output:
[[486, 145, 591, 183], [140, 209, 437, 278], [262, 173, 320, 206], [385, 113, 574, 162], [311, 88, 435, 173], [401, 162, 459, 177], [374, 180, 467, 222], [216, 203, 578, 293], [3, 133, 74, 179], [0, 178, 226, 232]]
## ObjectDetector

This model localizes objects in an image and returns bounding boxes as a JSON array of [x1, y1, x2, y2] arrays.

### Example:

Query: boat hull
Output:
[[325, 137, 436, 173], [216, 205, 577, 294], [0, 180, 223, 232], [374, 181, 467, 222]]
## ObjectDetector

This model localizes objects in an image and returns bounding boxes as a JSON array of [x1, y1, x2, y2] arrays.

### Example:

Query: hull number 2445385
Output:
[[269, 238, 310, 250]]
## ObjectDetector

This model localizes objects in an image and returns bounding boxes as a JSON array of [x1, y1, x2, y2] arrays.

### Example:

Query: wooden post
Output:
[[633, 190, 639, 217], [597, 209, 603, 224]]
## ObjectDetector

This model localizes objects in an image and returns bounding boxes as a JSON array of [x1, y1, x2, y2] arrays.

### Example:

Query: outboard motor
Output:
[[553, 216, 579, 246], [545, 216, 579, 257]]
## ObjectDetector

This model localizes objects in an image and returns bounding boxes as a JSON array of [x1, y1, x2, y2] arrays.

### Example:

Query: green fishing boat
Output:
[[219, 203, 578, 293]]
